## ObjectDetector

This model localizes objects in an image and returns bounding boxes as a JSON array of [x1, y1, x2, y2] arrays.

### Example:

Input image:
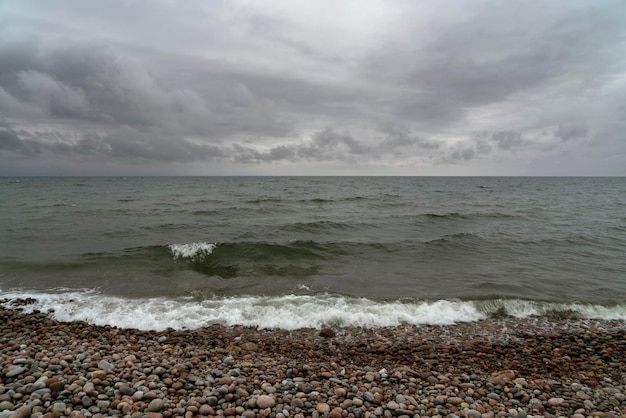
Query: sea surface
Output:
[[1, 176, 625, 330]]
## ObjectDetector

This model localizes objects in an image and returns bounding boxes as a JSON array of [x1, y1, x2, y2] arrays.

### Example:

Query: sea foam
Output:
[[1, 290, 625, 331], [168, 242, 216, 260]]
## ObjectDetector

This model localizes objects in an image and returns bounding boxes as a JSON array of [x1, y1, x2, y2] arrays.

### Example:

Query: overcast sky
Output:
[[0, 0, 625, 175]]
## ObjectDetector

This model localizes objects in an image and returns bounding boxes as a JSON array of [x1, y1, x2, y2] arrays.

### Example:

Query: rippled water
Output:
[[1, 176, 625, 329]]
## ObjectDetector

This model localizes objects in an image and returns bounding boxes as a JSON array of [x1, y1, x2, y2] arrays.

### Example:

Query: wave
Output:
[[169, 242, 217, 261], [168, 240, 348, 262], [298, 198, 335, 203], [190, 209, 224, 216], [420, 212, 519, 221], [247, 198, 283, 204], [2, 291, 625, 331], [163, 240, 336, 278], [424, 232, 483, 248], [282, 221, 355, 233], [424, 212, 465, 219]]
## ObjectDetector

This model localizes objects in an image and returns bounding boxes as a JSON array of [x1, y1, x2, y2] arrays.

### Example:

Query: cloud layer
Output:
[[1, 0, 625, 175]]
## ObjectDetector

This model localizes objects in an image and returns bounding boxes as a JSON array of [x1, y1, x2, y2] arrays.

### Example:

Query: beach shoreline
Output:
[[1, 299, 625, 418]]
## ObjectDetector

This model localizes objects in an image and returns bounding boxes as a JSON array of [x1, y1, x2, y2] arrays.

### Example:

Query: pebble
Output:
[[547, 397, 564, 406], [317, 402, 331, 413], [1, 302, 626, 418], [386, 401, 399, 410], [256, 395, 276, 409], [8, 405, 31, 418], [5, 367, 27, 378], [465, 409, 481, 418], [146, 398, 165, 412]]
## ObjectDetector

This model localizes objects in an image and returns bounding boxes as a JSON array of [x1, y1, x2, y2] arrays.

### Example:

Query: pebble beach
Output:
[[1, 299, 626, 418]]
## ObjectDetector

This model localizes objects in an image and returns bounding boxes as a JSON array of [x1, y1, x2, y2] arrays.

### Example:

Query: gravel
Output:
[[1, 298, 626, 418]]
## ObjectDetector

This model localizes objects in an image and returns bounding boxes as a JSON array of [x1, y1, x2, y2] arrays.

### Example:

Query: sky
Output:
[[0, 0, 625, 176]]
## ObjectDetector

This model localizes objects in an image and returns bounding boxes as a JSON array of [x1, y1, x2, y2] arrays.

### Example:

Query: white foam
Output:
[[168, 242, 216, 260], [1, 290, 625, 331]]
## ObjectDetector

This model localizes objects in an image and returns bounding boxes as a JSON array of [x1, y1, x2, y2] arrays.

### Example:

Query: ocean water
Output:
[[1, 176, 625, 330]]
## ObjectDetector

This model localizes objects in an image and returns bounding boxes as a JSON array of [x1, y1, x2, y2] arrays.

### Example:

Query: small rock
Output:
[[97, 360, 115, 371], [317, 403, 331, 413], [8, 405, 31, 418], [91, 370, 107, 380], [0, 402, 13, 412], [119, 384, 134, 396], [386, 401, 399, 410], [49, 381, 65, 392], [256, 395, 276, 409], [5, 366, 26, 378], [464, 409, 481, 418], [52, 402, 66, 415], [146, 398, 165, 412], [319, 328, 336, 338], [547, 397, 564, 406], [240, 342, 258, 351], [81, 395, 92, 407], [329, 407, 343, 418], [198, 405, 213, 415], [335, 388, 347, 398], [298, 383, 314, 394]]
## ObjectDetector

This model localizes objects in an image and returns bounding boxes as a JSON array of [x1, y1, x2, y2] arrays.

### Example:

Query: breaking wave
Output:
[[1, 290, 625, 331]]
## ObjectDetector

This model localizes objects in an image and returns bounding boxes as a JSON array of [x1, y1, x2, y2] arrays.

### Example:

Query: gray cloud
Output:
[[0, 40, 290, 140], [0, 0, 624, 175], [0, 126, 226, 162], [376, 125, 441, 152], [472, 130, 527, 151], [555, 123, 588, 142]]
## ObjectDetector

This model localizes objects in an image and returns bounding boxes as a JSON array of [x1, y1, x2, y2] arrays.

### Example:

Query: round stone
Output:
[[464, 409, 481, 418], [316, 402, 331, 413], [329, 407, 343, 418], [256, 395, 276, 409], [387, 401, 399, 410], [0, 402, 14, 412], [146, 398, 165, 412], [7, 405, 31, 418], [547, 398, 564, 406]]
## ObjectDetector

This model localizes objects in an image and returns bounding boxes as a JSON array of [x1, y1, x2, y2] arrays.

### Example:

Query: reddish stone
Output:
[[329, 407, 344, 418]]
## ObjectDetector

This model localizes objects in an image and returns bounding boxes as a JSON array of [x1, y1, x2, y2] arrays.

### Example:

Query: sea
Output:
[[1, 176, 625, 331]]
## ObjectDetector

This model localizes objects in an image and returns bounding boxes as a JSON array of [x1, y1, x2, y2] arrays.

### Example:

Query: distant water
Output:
[[1, 176, 625, 330]]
